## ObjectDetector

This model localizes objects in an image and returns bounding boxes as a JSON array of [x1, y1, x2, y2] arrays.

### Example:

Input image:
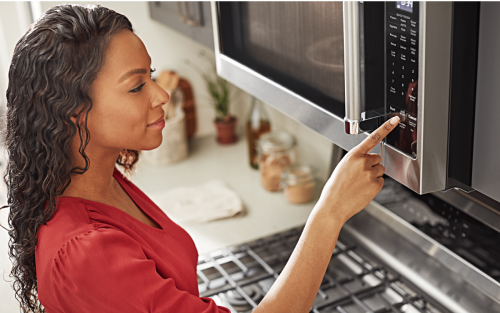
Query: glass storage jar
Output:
[[281, 164, 316, 204], [257, 131, 296, 191]]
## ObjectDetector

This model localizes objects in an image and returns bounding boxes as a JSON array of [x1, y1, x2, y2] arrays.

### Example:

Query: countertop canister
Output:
[[281, 164, 316, 204], [257, 131, 296, 191]]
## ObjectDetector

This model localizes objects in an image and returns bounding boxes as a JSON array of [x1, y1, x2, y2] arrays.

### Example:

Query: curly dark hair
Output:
[[1, 4, 138, 312]]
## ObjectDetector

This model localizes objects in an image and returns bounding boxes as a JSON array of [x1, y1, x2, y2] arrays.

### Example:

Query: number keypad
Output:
[[386, 2, 419, 158]]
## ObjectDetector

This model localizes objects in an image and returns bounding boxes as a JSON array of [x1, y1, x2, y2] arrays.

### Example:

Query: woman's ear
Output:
[[70, 104, 86, 124], [69, 112, 79, 125]]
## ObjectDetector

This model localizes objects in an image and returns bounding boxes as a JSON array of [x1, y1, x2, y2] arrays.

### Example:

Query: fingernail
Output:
[[389, 116, 400, 125]]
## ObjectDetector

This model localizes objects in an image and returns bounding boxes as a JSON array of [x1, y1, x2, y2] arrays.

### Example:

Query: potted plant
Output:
[[186, 51, 237, 144]]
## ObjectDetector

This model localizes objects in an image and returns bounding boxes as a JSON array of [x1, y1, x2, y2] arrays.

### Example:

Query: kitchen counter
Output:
[[130, 134, 325, 255]]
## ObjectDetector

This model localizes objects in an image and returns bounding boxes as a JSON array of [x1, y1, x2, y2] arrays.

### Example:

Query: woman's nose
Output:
[[151, 83, 170, 108]]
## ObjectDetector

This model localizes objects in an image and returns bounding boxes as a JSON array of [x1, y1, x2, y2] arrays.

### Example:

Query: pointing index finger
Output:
[[356, 116, 400, 154]]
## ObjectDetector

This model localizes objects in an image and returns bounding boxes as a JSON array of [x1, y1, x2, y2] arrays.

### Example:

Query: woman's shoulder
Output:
[[36, 197, 94, 271], [39, 226, 142, 280], [38, 197, 93, 241], [36, 196, 137, 259], [36, 225, 143, 304], [51, 227, 140, 267], [36, 195, 142, 260]]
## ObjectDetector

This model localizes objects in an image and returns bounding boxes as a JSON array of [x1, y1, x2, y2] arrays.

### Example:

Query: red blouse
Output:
[[35, 167, 230, 313]]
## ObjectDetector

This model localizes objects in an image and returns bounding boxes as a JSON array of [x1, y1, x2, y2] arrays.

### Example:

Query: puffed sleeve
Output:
[[49, 228, 230, 313]]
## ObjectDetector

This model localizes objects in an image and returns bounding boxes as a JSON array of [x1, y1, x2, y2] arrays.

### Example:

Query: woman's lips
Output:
[[147, 116, 165, 130]]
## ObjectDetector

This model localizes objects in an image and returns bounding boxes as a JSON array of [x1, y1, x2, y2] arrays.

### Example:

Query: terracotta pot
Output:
[[214, 116, 238, 144]]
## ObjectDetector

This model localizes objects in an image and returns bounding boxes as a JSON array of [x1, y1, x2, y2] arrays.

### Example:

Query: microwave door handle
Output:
[[343, 1, 363, 135]]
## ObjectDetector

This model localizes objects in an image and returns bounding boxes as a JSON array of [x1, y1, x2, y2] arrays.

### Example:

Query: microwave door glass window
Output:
[[245, 2, 345, 101], [218, 2, 346, 116]]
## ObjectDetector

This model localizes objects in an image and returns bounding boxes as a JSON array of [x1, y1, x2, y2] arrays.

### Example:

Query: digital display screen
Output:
[[397, 1, 413, 13]]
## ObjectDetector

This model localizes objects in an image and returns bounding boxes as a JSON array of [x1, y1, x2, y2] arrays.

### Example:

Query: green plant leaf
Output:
[[186, 50, 232, 120]]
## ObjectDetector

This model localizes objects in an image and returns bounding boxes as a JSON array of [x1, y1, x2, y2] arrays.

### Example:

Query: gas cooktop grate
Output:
[[197, 227, 449, 313]]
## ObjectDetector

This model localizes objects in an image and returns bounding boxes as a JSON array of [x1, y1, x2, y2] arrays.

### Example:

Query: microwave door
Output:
[[212, 1, 380, 153], [212, 2, 454, 195]]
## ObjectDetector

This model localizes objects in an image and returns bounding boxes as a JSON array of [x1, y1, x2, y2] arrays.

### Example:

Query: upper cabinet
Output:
[[149, 1, 214, 50]]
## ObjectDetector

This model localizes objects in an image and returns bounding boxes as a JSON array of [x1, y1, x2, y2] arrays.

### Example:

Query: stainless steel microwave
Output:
[[210, 1, 500, 201]]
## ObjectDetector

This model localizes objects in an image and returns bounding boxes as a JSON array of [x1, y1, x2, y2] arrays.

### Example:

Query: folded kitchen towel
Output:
[[155, 180, 243, 225]]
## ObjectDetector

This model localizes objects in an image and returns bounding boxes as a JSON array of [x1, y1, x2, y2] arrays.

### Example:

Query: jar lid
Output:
[[281, 164, 315, 185], [258, 131, 295, 153]]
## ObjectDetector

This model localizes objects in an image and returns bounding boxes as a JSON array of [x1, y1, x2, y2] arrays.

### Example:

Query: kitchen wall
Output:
[[0, 2, 335, 312]]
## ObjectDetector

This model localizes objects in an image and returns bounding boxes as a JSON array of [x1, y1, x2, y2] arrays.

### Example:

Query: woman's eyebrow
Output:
[[118, 68, 147, 83], [118, 56, 152, 83]]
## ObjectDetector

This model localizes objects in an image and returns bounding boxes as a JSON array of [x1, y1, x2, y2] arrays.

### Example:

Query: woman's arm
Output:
[[254, 116, 400, 313]]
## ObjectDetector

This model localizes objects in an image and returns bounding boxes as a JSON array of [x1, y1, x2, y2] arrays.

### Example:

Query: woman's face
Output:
[[84, 30, 169, 153]]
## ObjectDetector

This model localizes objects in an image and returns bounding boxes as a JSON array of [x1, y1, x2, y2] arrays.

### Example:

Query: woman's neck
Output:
[[61, 139, 123, 203]]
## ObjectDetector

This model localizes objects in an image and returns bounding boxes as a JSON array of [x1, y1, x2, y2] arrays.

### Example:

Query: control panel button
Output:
[[410, 20, 417, 28], [389, 32, 398, 40], [400, 44, 407, 51], [390, 41, 397, 48], [389, 13, 398, 22], [410, 57, 416, 64], [410, 29, 417, 37], [410, 47, 417, 55], [410, 38, 417, 46], [407, 113, 417, 134], [400, 25, 408, 33], [400, 53, 407, 61], [400, 35, 407, 43], [398, 109, 407, 126], [388, 105, 407, 123], [388, 23, 398, 32]]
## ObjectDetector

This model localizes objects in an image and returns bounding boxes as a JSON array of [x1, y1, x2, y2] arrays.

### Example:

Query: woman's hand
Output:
[[318, 115, 400, 223]]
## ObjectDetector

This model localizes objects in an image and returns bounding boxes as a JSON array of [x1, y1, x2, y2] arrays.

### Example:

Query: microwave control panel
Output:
[[385, 1, 419, 158]]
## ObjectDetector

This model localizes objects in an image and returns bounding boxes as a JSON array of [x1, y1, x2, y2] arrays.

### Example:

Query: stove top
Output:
[[197, 227, 449, 313]]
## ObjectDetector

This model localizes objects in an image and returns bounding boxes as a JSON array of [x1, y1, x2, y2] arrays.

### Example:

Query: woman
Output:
[[2, 4, 399, 313]]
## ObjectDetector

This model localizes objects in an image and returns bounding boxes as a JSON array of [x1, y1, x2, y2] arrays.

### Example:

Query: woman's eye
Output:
[[129, 68, 155, 93], [129, 82, 146, 93]]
